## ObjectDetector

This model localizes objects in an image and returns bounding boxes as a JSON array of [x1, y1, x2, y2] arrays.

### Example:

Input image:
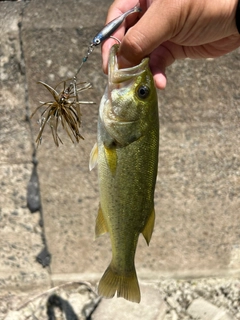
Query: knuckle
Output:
[[123, 29, 147, 59]]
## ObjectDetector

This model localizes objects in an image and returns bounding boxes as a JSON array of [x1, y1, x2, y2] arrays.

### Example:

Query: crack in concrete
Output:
[[18, 1, 52, 272]]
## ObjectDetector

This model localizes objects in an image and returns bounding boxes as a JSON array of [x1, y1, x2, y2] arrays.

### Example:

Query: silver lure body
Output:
[[92, 5, 141, 46]]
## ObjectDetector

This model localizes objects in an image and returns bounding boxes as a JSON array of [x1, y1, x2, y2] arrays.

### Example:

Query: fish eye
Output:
[[137, 85, 150, 99]]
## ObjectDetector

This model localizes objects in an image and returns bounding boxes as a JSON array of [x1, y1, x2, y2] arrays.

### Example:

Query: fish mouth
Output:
[[100, 44, 149, 124], [108, 44, 148, 87]]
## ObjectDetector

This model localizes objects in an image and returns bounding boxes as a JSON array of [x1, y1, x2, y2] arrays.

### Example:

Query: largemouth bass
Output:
[[90, 44, 159, 303]]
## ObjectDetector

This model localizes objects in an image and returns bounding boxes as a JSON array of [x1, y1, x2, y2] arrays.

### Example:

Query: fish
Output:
[[92, 5, 141, 46], [90, 44, 159, 303]]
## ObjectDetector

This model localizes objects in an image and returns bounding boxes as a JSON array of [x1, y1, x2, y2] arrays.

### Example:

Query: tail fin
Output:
[[98, 263, 141, 303]]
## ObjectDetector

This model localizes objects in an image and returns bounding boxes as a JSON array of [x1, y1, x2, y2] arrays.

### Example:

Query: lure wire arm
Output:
[[75, 43, 95, 78]]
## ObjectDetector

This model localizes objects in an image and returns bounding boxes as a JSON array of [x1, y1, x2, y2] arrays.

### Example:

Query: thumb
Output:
[[118, 0, 177, 68]]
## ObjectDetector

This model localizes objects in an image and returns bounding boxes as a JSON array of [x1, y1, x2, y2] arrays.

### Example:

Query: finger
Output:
[[102, 38, 120, 73], [148, 42, 178, 90], [148, 39, 190, 89], [118, 0, 179, 67], [183, 35, 240, 58], [153, 73, 167, 90], [149, 47, 172, 90], [101, 0, 143, 73]]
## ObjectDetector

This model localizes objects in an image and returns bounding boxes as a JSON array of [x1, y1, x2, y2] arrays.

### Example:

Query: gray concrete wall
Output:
[[1, 0, 240, 298]]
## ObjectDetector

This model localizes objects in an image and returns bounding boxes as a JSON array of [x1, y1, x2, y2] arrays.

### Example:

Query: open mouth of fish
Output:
[[99, 44, 150, 124], [108, 44, 148, 89]]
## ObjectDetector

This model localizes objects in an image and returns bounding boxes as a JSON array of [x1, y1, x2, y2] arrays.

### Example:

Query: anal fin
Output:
[[95, 205, 108, 238], [142, 208, 155, 245]]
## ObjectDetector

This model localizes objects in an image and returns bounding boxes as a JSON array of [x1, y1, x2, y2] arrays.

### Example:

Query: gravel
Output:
[[157, 277, 240, 319], [2, 277, 240, 319]]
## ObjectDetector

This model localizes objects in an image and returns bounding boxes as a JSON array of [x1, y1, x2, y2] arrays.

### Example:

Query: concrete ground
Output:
[[1, 0, 240, 319]]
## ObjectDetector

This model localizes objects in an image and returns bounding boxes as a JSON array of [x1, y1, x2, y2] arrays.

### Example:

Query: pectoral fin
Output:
[[104, 145, 117, 176], [89, 142, 98, 171], [142, 208, 155, 245], [95, 205, 108, 238]]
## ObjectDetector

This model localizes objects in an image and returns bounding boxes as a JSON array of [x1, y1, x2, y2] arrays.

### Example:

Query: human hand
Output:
[[102, 0, 240, 89]]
